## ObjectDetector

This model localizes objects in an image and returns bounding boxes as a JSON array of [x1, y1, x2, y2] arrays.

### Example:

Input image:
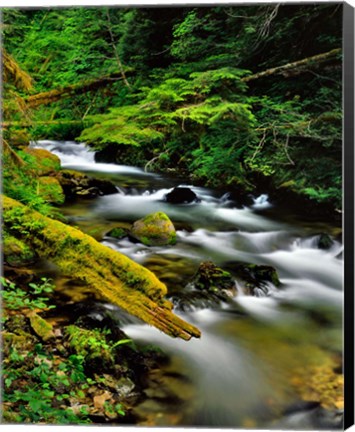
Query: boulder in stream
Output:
[[56, 169, 117, 200], [106, 227, 129, 239], [317, 233, 334, 250], [23, 147, 61, 175], [165, 187, 199, 204], [130, 212, 177, 246], [171, 262, 238, 312], [232, 263, 281, 295], [193, 261, 236, 294]]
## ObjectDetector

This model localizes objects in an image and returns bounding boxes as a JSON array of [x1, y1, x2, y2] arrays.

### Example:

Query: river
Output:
[[30, 140, 344, 429]]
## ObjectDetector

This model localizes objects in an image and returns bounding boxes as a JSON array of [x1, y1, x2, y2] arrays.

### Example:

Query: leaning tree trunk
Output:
[[2, 196, 201, 341], [242, 48, 341, 82]]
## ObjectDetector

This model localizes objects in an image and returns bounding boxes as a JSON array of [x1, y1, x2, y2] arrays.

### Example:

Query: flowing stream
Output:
[[31, 140, 343, 429]]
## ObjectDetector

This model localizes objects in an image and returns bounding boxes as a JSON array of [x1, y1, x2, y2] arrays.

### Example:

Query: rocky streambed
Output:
[[2, 140, 344, 429]]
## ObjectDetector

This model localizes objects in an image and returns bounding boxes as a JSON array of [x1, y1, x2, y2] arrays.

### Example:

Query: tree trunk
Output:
[[23, 72, 131, 108], [242, 48, 341, 83]]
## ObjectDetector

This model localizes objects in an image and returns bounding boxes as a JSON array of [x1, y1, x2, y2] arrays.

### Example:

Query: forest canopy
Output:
[[2, 3, 343, 212]]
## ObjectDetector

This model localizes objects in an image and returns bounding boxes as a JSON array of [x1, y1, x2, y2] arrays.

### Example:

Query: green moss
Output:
[[28, 312, 55, 341], [3, 232, 37, 266], [21, 148, 61, 175], [193, 261, 235, 292], [64, 325, 114, 367], [130, 212, 177, 246], [2, 196, 201, 340], [107, 227, 127, 239], [37, 176, 65, 205]]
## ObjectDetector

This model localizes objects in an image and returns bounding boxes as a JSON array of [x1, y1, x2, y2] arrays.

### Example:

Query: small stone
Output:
[[28, 312, 55, 341], [116, 377, 136, 397]]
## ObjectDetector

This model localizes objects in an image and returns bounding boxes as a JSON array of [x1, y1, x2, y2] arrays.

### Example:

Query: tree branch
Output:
[[242, 48, 341, 83]]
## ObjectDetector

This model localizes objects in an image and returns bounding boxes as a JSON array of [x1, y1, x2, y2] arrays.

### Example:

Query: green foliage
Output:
[[1, 277, 56, 314], [65, 325, 132, 361], [2, 147, 63, 217], [3, 4, 343, 210], [3, 345, 93, 424], [189, 122, 251, 189], [78, 106, 164, 148]]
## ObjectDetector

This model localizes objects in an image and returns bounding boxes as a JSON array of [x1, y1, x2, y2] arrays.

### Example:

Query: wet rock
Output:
[[89, 178, 118, 195], [75, 186, 100, 198], [115, 377, 136, 397], [193, 261, 236, 294], [28, 312, 55, 341], [232, 263, 281, 294], [130, 212, 177, 246], [165, 187, 199, 204], [272, 404, 343, 430], [317, 233, 334, 250], [171, 290, 235, 312], [56, 169, 117, 200], [70, 301, 129, 341], [221, 191, 254, 208], [106, 227, 128, 239], [171, 262, 237, 311]]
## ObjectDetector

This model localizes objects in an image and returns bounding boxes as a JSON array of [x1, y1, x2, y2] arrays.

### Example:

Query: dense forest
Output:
[[3, 3, 342, 213], [2, 3, 345, 428]]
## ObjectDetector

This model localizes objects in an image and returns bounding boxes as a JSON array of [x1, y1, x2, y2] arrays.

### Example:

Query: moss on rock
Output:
[[130, 212, 177, 246], [28, 312, 55, 341], [192, 261, 235, 293], [65, 325, 114, 367], [55, 169, 117, 199], [106, 227, 128, 239], [2, 196, 200, 340], [22, 147, 61, 175]]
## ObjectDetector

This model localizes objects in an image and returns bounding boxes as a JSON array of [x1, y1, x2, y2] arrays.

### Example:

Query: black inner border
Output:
[[344, 2, 355, 429]]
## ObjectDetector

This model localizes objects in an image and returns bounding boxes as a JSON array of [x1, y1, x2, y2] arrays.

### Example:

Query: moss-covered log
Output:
[[2, 196, 201, 341], [23, 72, 132, 108]]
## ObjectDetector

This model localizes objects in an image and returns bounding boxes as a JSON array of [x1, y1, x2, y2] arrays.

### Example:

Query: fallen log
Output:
[[2, 195, 201, 341], [242, 48, 341, 82], [2, 119, 85, 128], [24, 71, 132, 108]]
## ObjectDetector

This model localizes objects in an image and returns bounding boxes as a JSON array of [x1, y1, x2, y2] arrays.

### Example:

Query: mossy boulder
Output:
[[23, 147, 61, 175], [28, 312, 55, 341], [192, 261, 235, 294], [3, 233, 38, 267], [37, 176, 65, 205], [130, 212, 177, 246]]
